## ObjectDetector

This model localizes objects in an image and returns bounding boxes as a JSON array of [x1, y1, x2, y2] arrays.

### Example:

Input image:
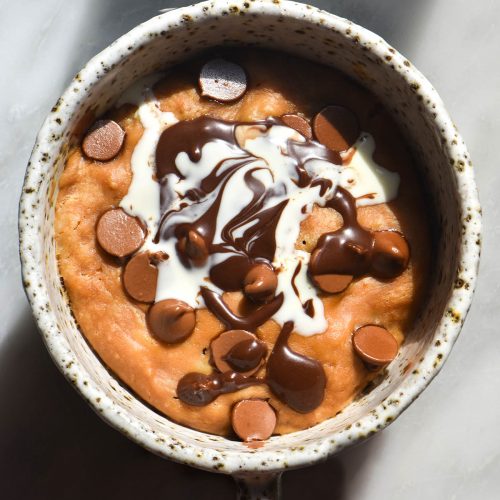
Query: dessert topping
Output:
[[352, 325, 398, 365], [147, 299, 195, 343], [177, 321, 326, 412], [371, 230, 410, 279], [96, 208, 145, 258], [313, 105, 360, 152], [176, 229, 209, 266], [201, 287, 284, 332], [199, 59, 247, 102], [210, 329, 267, 375], [309, 188, 410, 282], [231, 399, 277, 442], [82, 119, 125, 161], [177, 371, 264, 407], [281, 114, 312, 139], [266, 321, 326, 413], [243, 263, 278, 303], [311, 273, 353, 294], [122, 252, 158, 303]]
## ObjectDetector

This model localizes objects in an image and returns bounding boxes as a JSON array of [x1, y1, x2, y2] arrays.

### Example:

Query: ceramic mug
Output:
[[19, 1, 481, 498]]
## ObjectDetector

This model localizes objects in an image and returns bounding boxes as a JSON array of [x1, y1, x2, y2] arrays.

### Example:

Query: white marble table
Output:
[[1, 1, 498, 498]]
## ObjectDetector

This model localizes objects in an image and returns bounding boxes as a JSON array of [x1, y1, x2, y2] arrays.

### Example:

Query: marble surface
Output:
[[1, 0, 498, 498]]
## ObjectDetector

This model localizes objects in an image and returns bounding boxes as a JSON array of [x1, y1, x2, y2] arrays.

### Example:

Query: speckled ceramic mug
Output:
[[19, 1, 481, 498]]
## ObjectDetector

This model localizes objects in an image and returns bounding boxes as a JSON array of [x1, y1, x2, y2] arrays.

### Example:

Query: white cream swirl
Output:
[[119, 80, 400, 336]]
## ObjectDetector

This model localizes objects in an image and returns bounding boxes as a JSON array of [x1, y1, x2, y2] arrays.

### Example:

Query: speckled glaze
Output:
[[19, 0, 481, 480]]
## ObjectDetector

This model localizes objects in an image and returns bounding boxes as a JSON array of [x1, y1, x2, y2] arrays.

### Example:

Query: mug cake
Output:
[[55, 49, 431, 444]]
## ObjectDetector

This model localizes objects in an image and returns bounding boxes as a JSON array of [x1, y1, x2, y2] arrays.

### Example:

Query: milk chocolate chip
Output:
[[231, 399, 276, 442], [210, 330, 267, 376], [199, 59, 247, 102], [96, 208, 145, 258], [281, 114, 312, 139], [352, 325, 398, 365], [243, 263, 277, 303], [177, 229, 209, 266], [147, 299, 195, 344], [371, 230, 410, 279], [311, 273, 353, 294], [82, 119, 125, 161], [313, 105, 360, 152], [122, 252, 158, 303]]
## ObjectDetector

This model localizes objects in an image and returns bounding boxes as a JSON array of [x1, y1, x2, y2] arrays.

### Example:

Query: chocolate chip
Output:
[[311, 273, 353, 293], [177, 372, 217, 406], [281, 114, 312, 139], [352, 325, 399, 365], [371, 230, 410, 279], [82, 119, 125, 161], [210, 330, 266, 376], [176, 229, 209, 266], [243, 263, 277, 303], [147, 299, 196, 344], [199, 59, 247, 102], [122, 252, 158, 303], [231, 399, 276, 442], [96, 208, 145, 258], [313, 105, 360, 152]]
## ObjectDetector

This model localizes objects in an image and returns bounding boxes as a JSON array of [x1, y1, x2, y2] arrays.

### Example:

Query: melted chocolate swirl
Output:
[[310, 187, 409, 280], [201, 288, 284, 331], [151, 116, 407, 415], [154, 116, 339, 277]]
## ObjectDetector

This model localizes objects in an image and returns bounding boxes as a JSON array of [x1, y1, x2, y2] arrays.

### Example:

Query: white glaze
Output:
[[119, 75, 177, 240], [340, 133, 400, 206]]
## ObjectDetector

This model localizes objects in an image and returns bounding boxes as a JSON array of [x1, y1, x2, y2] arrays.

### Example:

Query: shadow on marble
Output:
[[0, 305, 381, 499], [0, 306, 235, 499]]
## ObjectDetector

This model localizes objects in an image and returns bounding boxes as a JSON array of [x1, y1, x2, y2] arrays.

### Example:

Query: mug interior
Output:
[[19, 0, 480, 474]]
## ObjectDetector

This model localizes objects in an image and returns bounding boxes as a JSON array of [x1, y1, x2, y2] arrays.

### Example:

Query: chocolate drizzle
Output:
[[155, 117, 338, 269], [177, 371, 264, 407], [177, 321, 326, 413], [201, 287, 284, 331], [156, 118, 237, 179], [266, 321, 326, 413], [310, 187, 373, 276]]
